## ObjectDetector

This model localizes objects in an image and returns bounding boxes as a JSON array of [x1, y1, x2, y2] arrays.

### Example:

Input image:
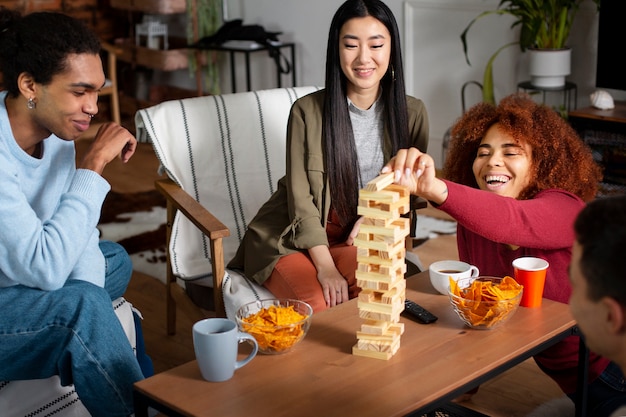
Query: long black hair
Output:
[[324, 0, 410, 226], [0, 7, 101, 97]]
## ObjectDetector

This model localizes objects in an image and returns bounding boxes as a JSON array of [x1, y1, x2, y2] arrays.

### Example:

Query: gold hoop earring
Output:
[[27, 98, 36, 110], [390, 65, 396, 82]]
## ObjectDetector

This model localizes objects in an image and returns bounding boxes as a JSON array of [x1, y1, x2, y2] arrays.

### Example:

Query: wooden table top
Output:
[[134, 271, 576, 417]]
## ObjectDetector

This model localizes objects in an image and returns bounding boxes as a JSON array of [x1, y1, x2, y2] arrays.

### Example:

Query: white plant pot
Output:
[[528, 48, 571, 88]]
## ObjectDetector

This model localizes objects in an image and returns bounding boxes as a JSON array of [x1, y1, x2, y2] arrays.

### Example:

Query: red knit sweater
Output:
[[438, 181, 609, 394]]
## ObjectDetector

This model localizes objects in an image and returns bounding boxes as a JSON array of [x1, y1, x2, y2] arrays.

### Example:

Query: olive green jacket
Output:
[[228, 89, 429, 284]]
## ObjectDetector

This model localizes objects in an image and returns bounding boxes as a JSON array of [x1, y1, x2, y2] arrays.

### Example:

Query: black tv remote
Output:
[[403, 299, 438, 324]]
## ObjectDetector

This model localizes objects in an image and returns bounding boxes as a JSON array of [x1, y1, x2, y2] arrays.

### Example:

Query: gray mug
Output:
[[192, 318, 258, 382]]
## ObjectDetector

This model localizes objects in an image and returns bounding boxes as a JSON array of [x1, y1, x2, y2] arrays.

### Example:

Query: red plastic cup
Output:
[[512, 257, 549, 308]]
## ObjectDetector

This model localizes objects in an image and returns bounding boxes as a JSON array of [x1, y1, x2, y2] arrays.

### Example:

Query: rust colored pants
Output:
[[263, 210, 359, 313]]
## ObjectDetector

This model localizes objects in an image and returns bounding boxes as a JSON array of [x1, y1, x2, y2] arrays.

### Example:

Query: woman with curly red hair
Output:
[[384, 93, 626, 415]]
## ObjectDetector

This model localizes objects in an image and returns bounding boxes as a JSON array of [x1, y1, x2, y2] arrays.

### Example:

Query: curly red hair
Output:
[[443, 93, 602, 202]]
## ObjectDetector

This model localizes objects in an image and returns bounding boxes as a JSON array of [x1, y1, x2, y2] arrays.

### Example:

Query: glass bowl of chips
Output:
[[235, 298, 313, 354], [448, 276, 523, 330]]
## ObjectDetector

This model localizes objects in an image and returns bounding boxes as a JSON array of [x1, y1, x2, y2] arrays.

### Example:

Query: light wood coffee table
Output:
[[134, 271, 580, 417]]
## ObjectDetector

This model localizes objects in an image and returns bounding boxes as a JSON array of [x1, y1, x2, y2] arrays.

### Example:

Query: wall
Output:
[[4, 1, 621, 167], [162, 0, 623, 167]]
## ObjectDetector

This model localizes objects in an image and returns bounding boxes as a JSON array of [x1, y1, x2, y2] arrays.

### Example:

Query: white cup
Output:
[[429, 260, 480, 295], [192, 318, 258, 382]]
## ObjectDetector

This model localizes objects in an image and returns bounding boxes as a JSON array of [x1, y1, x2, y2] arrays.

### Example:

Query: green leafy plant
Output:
[[187, 0, 222, 94], [461, 0, 600, 104]]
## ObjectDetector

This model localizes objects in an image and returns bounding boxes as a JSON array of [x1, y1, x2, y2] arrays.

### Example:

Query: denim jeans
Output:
[[568, 361, 626, 416], [101, 239, 134, 300], [102, 240, 154, 378], [0, 240, 145, 417]]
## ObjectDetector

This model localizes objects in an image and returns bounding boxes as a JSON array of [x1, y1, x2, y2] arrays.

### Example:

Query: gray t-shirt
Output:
[[348, 95, 384, 188]]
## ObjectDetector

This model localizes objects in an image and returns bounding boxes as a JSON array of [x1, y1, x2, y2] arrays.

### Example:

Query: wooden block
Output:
[[357, 246, 405, 261], [357, 274, 403, 292], [381, 279, 406, 304], [359, 218, 410, 242], [352, 345, 394, 360], [353, 236, 405, 253], [357, 196, 410, 220], [355, 265, 405, 286], [356, 322, 404, 338], [385, 184, 411, 198], [359, 189, 401, 204], [390, 322, 405, 335], [360, 319, 391, 335], [357, 232, 398, 246], [356, 336, 397, 352], [352, 336, 401, 359], [356, 329, 401, 342], [357, 262, 380, 275], [357, 291, 404, 312], [357, 251, 405, 269], [357, 289, 376, 303], [357, 205, 395, 220], [358, 309, 401, 322], [364, 172, 395, 191], [358, 297, 404, 317], [379, 263, 407, 278]]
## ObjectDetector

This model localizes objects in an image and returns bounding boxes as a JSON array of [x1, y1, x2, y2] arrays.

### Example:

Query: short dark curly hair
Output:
[[575, 195, 626, 304], [443, 93, 602, 202], [0, 8, 101, 97]]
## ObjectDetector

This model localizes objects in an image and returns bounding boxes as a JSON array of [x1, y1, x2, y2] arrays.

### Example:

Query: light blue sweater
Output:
[[0, 91, 110, 290]]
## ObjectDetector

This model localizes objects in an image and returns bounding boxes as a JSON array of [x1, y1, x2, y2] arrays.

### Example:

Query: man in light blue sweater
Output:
[[0, 8, 148, 417]]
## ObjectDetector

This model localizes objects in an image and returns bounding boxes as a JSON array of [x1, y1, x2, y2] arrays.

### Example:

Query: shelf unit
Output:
[[109, 0, 208, 124], [569, 102, 626, 196], [110, 0, 186, 14]]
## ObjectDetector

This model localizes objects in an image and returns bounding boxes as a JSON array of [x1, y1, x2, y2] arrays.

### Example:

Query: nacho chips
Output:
[[240, 304, 309, 353], [449, 276, 523, 329]]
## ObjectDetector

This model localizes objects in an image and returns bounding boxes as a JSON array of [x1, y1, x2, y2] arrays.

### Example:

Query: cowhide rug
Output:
[[98, 189, 168, 283]]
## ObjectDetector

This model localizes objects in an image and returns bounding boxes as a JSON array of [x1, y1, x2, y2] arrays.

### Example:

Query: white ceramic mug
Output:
[[429, 260, 480, 295], [192, 318, 258, 382]]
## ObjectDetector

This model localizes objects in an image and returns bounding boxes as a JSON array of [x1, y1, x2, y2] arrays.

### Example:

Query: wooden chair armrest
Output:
[[155, 178, 230, 240], [155, 178, 229, 318]]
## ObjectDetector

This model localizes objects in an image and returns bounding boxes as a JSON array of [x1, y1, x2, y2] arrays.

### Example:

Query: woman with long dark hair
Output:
[[229, 0, 429, 312]]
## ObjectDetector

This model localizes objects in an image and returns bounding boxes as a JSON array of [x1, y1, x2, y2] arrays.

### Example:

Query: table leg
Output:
[[245, 51, 252, 91], [575, 329, 589, 417], [229, 51, 236, 93], [133, 390, 150, 417], [276, 49, 282, 88], [290, 44, 296, 86]]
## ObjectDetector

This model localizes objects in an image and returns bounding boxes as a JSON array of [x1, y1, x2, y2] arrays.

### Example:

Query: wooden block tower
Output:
[[352, 172, 410, 360]]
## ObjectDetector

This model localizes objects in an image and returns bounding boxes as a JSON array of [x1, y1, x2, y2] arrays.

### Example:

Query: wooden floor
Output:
[[82, 138, 568, 417]]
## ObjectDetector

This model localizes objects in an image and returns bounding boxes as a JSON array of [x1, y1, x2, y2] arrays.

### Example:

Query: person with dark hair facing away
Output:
[[0, 8, 151, 417], [384, 93, 626, 415], [229, 0, 429, 313], [570, 195, 626, 417]]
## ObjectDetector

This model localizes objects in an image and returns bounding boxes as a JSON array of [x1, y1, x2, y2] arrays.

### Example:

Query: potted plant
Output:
[[461, 0, 600, 103]]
